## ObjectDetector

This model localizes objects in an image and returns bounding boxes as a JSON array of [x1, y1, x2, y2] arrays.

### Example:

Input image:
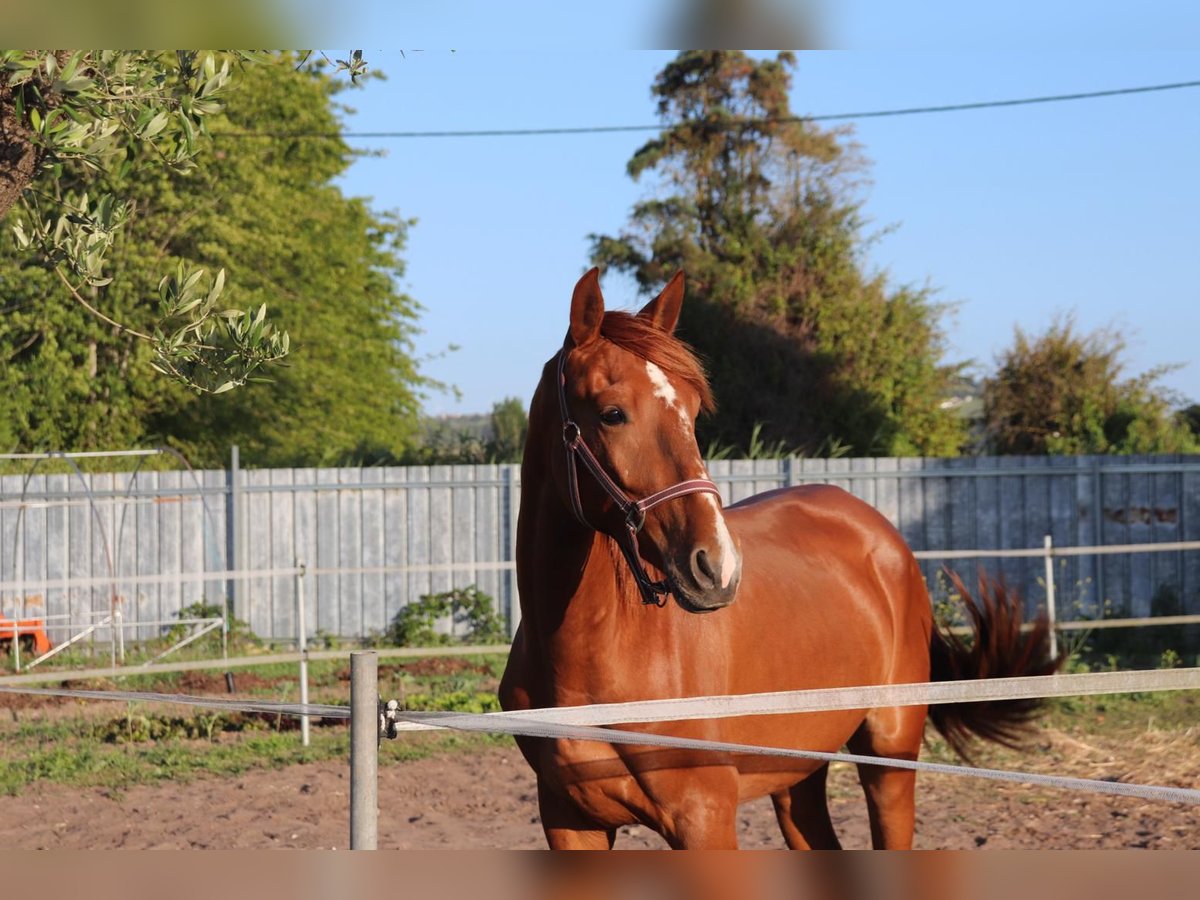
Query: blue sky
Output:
[[332, 47, 1200, 417]]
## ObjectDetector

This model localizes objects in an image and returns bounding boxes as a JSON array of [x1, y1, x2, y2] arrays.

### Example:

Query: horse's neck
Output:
[[518, 475, 609, 616], [516, 467, 643, 658], [514, 380, 671, 701]]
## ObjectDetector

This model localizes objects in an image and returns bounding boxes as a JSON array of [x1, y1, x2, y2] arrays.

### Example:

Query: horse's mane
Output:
[[599, 311, 715, 414]]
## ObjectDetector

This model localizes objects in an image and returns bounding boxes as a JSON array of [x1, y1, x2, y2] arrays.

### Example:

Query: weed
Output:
[[704, 424, 853, 460]]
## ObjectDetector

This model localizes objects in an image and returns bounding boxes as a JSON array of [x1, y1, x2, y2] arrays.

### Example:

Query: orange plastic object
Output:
[[0, 616, 52, 654]]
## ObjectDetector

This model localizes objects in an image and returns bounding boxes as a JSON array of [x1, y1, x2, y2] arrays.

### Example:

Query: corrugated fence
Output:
[[2, 455, 1198, 641]]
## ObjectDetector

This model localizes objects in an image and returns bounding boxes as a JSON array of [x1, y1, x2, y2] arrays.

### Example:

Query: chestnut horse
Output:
[[499, 269, 1054, 849]]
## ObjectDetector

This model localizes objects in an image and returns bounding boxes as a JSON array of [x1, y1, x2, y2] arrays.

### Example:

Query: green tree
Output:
[[0, 55, 432, 465], [591, 51, 964, 458], [1179, 404, 1200, 441], [0, 51, 367, 394], [0, 51, 294, 391], [982, 316, 1198, 455], [486, 397, 527, 463]]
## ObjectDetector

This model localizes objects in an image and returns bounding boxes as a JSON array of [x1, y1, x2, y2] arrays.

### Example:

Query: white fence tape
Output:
[[306, 562, 516, 576], [389, 708, 1200, 807], [0, 539, 1195, 593], [0, 644, 513, 687], [2, 666, 1197, 806], [0, 685, 348, 719], [388, 668, 1200, 731], [912, 540, 1200, 560], [0, 566, 304, 593]]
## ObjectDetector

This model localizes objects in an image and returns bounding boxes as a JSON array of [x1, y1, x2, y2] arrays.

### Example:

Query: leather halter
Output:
[[556, 347, 722, 606]]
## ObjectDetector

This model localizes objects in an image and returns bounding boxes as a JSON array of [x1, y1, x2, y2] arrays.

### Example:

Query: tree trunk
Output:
[[0, 73, 43, 219]]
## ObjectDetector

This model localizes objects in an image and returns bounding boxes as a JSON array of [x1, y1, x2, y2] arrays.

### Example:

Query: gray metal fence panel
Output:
[[2, 457, 1199, 641], [382, 466, 409, 638]]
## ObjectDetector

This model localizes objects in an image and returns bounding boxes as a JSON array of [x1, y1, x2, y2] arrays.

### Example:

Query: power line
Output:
[[218, 79, 1200, 141]]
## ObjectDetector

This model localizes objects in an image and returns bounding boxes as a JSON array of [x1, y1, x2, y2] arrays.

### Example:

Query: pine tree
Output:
[[592, 51, 964, 457]]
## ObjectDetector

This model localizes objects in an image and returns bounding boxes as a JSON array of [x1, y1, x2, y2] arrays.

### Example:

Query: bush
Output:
[[386, 586, 507, 647], [161, 600, 259, 653]]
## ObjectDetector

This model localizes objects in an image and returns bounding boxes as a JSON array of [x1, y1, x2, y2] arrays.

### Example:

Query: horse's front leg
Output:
[[655, 768, 741, 849], [537, 779, 616, 850], [664, 812, 739, 849]]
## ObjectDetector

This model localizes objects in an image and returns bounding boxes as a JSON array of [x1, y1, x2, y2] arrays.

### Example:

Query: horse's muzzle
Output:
[[670, 551, 741, 612]]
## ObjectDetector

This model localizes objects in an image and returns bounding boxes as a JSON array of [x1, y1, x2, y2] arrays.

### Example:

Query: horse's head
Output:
[[543, 267, 742, 612]]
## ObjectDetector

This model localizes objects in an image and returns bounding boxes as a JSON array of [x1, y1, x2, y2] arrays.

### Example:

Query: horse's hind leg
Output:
[[771, 764, 842, 849], [847, 709, 924, 849]]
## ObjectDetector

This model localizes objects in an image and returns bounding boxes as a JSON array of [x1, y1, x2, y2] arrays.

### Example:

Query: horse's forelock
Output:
[[599, 311, 715, 414]]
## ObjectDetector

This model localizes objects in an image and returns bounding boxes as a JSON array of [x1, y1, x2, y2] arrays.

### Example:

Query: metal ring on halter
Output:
[[562, 421, 581, 448], [625, 505, 646, 533]]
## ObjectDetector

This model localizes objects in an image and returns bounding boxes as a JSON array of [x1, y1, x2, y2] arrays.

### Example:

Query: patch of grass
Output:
[[1044, 688, 1197, 733], [0, 716, 510, 797], [919, 689, 1199, 780], [0, 654, 514, 797]]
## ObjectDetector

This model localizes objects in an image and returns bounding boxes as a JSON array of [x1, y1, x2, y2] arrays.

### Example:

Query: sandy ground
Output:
[[0, 743, 1196, 850]]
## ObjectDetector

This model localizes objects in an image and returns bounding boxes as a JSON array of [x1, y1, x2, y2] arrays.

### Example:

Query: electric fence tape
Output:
[[0, 685, 347, 719], [388, 707, 1200, 807], [2, 665, 1198, 807]]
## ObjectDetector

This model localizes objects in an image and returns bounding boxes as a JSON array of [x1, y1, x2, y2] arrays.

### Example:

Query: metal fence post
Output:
[[503, 465, 519, 638], [117, 603, 125, 664], [296, 561, 310, 747], [350, 650, 378, 850], [227, 444, 245, 624], [785, 455, 800, 489], [1044, 534, 1059, 660], [1091, 463, 1106, 616]]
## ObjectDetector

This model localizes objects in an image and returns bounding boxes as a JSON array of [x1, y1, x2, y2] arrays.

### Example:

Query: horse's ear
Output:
[[638, 271, 685, 334], [569, 267, 604, 348]]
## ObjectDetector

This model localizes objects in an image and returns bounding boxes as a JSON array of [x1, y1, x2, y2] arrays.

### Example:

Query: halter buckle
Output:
[[562, 421, 581, 448], [642, 588, 668, 608]]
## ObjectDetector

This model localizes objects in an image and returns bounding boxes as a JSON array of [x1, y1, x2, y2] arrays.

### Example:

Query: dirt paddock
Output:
[[0, 742, 1196, 850]]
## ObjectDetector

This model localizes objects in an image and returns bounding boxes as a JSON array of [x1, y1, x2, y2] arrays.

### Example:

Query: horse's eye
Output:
[[599, 407, 626, 426]]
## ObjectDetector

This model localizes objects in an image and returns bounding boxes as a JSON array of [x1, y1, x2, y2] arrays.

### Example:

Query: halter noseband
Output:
[[556, 347, 722, 606]]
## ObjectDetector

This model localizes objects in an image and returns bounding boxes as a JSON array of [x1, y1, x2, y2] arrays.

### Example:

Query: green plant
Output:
[[386, 586, 507, 647], [161, 600, 258, 653], [1038, 562, 1102, 665], [1159, 648, 1182, 669], [310, 628, 339, 650], [982, 314, 1198, 455], [402, 691, 502, 714], [705, 423, 857, 461], [927, 568, 968, 632]]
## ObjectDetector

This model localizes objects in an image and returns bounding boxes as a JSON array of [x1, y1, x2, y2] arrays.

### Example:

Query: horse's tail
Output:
[[927, 568, 1061, 760]]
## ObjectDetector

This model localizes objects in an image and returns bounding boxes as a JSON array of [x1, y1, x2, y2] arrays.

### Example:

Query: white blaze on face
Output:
[[645, 361, 691, 431], [645, 360, 737, 587], [703, 494, 739, 589]]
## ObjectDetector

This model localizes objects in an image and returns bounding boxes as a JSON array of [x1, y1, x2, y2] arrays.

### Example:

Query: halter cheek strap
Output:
[[557, 348, 722, 606]]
